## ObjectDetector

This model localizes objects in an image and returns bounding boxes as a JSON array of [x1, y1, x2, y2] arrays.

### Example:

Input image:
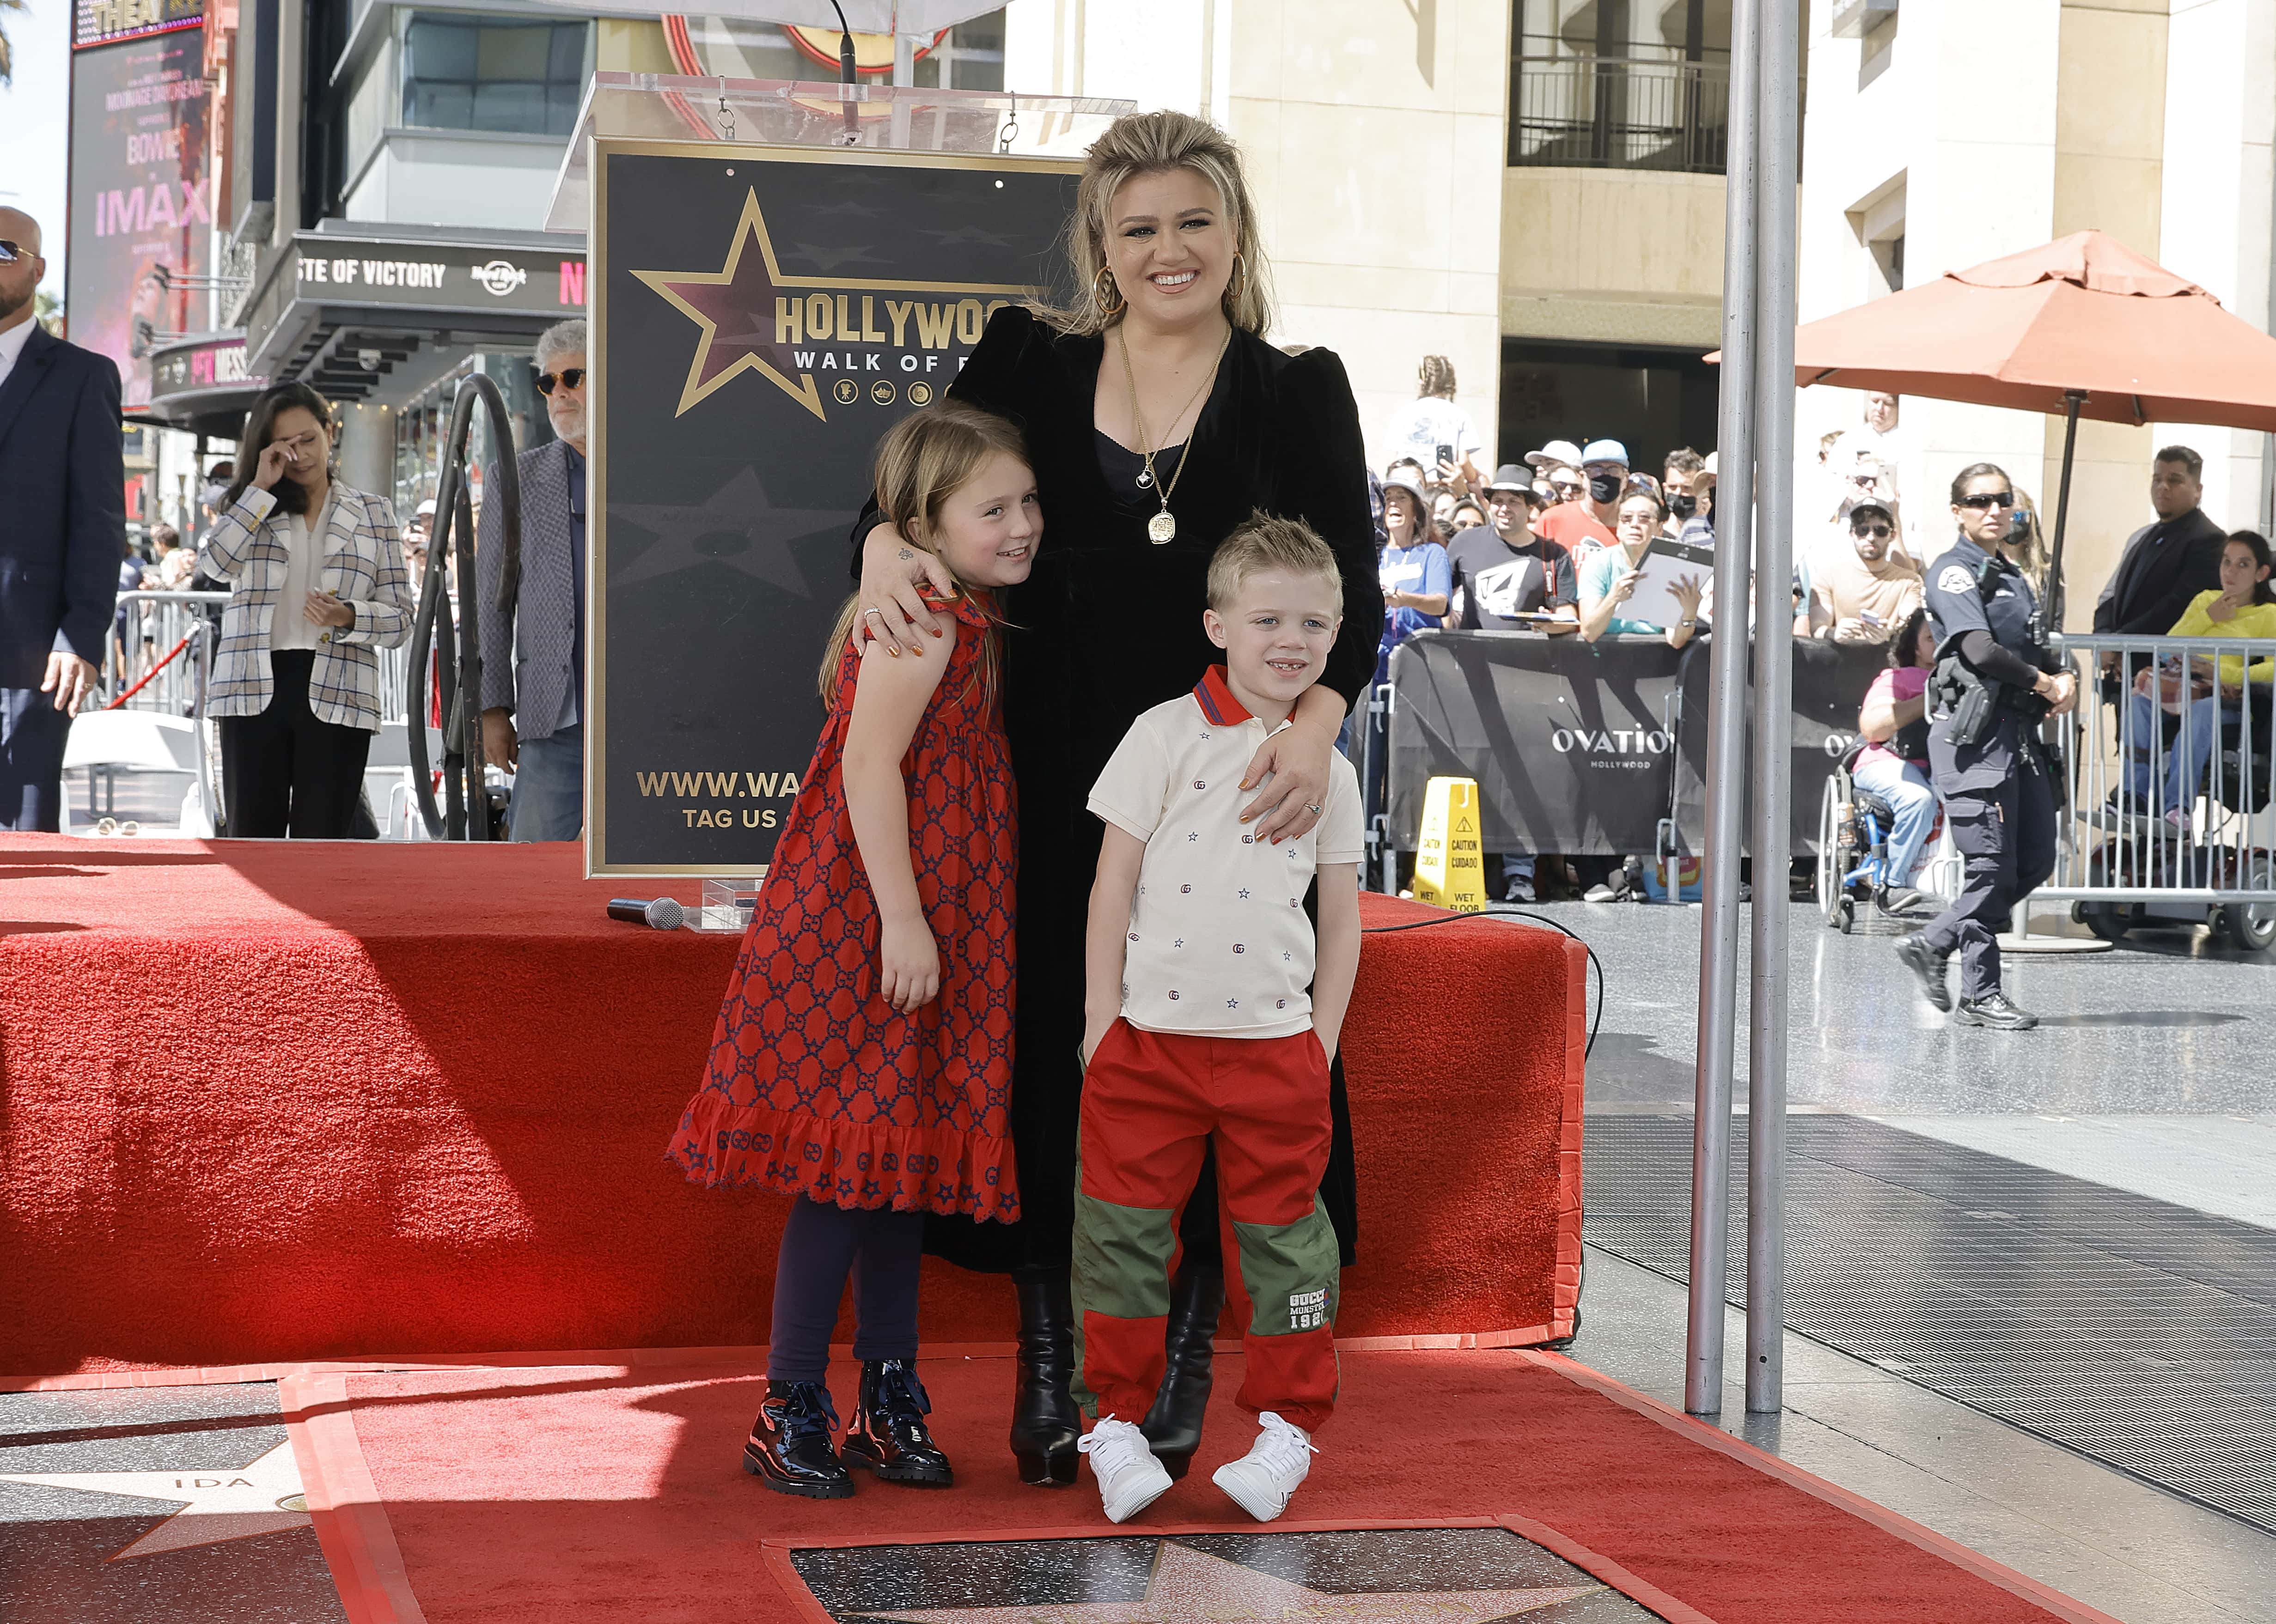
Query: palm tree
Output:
[[0, 0, 24, 85]]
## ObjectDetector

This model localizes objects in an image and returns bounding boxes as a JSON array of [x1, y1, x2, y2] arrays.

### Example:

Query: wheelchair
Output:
[[1815, 739, 1942, 935]]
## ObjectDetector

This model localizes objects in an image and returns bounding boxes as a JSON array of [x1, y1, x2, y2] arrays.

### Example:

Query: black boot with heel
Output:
[[1009, 1272, 1082, 1486], [1140, 1261, 1224, 1482], [842, 1358, 953, 1485]]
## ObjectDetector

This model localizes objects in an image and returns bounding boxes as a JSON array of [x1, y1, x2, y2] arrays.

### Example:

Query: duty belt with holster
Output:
[[1930, 655, 2050, 748]]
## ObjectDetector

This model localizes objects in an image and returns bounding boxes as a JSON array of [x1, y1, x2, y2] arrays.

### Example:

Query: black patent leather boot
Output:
[[741, 1380, 853, 1499], [1009, 1272, 1081, 1487], [842, 1359, 954, 1485], [1140, 1261, 1224, 1482]]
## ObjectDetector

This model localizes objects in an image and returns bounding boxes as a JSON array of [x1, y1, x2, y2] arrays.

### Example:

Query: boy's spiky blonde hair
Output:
[[1205, 511, 1340, 610]]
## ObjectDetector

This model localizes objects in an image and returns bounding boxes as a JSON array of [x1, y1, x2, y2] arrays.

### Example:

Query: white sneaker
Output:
[[1211, 1411, 1318, 1523], [1076, 1416, 1172, 1524]]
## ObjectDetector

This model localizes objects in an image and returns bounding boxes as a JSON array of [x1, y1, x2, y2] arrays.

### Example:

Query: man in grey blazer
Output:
[[479, 319, 587, 840]]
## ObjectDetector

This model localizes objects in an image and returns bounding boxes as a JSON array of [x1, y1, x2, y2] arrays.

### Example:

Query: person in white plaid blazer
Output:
[[205, 383, 413, 837]]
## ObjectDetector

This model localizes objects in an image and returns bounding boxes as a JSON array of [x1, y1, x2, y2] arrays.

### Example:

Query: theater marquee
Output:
[[590, 140, 1080, 876]]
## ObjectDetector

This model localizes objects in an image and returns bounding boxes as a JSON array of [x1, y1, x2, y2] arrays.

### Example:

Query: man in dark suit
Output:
[[2094, 445, 2226, 671], [0, 209, 127, 831]]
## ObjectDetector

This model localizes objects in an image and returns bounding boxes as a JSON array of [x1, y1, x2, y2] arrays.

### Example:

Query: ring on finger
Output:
[[1305, 803, 1322, 815], [862, 608, 885, 621]]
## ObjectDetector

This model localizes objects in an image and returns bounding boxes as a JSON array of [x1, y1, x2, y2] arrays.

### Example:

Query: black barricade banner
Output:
[[1386, 632, 1683, 856], [1668, 636, 1886, 857], [592, 143, 1079, 875]]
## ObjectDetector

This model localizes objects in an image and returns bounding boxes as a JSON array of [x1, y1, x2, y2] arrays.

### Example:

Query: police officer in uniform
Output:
[[1894, 463, 2078, 1029]]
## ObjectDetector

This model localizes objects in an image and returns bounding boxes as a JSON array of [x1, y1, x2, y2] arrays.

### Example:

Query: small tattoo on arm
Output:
[[898, 548, 914, 560]]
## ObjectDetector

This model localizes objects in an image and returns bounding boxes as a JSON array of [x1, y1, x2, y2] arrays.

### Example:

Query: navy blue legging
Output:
[[767, 1196, 923, 1385]]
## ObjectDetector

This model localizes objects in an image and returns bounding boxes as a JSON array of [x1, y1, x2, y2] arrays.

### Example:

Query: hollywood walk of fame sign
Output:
[[0, 1441, 309, 1561], [591, 138, 1081, 875]]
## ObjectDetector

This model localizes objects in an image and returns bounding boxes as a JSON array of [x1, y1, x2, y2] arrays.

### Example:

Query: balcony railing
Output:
[[1509, 55, 1730, 174]]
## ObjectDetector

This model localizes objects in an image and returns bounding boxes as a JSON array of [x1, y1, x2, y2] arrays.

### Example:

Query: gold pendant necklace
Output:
[[1116, 319, 1232, 545]]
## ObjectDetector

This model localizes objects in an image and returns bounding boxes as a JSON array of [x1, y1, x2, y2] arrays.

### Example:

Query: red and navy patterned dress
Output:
[[668, 591, 1018, 1221]]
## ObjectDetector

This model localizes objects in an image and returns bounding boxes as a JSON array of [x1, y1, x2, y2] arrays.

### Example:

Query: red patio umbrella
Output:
[[1724, 230, 2276, 620]]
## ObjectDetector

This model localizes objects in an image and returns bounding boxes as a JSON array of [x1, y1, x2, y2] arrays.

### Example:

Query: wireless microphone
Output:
[[607, 897, 685, 930]]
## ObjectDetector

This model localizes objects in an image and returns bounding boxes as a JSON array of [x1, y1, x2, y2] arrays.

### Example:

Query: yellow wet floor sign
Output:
[[1413, 776, 1485, 912]]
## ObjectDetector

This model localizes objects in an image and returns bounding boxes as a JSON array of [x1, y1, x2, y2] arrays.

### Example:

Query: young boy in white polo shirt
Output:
[[1071, 513, 1364, 1526]]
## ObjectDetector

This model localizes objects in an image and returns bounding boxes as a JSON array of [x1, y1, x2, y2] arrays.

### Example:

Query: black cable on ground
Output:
[[1361, 906, 1606, 1060]]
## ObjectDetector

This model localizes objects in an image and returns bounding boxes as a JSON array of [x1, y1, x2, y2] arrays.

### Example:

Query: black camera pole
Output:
[[406, 371, 522, 839]]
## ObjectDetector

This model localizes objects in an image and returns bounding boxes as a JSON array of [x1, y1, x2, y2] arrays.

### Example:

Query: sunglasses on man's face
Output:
[[1551, 481, 1583, 496], [1957, 492, 2015, 511], [0, 240, 25, 263], [534, 367, 586, 396], [1854, 524, 1893, 540]]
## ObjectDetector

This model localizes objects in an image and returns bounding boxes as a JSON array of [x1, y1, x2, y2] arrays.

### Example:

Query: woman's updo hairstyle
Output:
[[1418, 355, 1457, 400], [1053, 109, 1275, 338]]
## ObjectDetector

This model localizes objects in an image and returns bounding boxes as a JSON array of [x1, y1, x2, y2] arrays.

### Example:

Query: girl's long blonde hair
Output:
[[818, 401, 1031, 706], [1037, 109, 1275, 339]]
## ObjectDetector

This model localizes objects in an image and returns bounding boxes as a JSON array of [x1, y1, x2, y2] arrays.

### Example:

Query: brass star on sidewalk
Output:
[[851, 1541, 1603, 1624], [0, 1440, 310, 1561]]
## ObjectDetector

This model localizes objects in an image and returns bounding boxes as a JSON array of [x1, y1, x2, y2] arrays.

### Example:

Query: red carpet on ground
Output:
[[278, 1348, 2113, 1624], [0, 837, 1582, 1375]]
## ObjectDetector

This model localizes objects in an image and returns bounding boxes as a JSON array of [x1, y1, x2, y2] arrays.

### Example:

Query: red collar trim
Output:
[[1193, 665, 1253, 725]]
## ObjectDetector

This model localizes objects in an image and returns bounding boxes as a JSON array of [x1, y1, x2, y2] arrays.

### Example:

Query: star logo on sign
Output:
[[0, 1441, 309, 1561], [610, 467, 833, 594], [629, 188, 1031, 421], [851, 1541, 1604, 1623]]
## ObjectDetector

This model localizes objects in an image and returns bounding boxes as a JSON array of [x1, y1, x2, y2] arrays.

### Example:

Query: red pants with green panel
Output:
[[1071, 1020, 1339, 1436]]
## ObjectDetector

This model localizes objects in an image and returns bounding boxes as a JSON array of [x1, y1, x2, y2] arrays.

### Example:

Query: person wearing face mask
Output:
[[478, 318, 591, 842], [204, 383, 415, 837], [1893, 464, 2079, 1031], [1537, 438, 1627, 555], [1661, 448, 1706, 541]]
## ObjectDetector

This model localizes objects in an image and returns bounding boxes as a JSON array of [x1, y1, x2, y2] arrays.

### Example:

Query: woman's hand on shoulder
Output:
[[859, 523, 957, 656], [1239, 711, 1337, 844]]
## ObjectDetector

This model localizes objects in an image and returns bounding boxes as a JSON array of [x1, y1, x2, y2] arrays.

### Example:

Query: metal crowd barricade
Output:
[[2042, 632, 2276, 924], [108, 589, 423, 725]]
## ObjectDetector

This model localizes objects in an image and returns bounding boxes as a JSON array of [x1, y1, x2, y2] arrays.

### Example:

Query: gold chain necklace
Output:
[[1115, 319, 1232, 545]]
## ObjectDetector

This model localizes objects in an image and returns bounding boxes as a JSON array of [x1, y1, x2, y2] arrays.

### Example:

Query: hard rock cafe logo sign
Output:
[[630, 189, 1031, 421], [471, 258, 529, 298]]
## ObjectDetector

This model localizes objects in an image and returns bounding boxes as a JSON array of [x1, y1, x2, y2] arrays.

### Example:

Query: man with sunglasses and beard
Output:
[[0, 210, 126, 830], [478, 319, 590, 841], [1802, 501, 1921, 643]]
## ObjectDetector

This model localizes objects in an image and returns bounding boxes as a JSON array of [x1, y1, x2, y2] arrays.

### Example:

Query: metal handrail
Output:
[[1509, 54, 1731, 173]]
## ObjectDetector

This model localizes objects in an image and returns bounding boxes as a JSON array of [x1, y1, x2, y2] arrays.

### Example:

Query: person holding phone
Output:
[[1803, 501, 1922, 644], [1382, 355, 1482, 495]]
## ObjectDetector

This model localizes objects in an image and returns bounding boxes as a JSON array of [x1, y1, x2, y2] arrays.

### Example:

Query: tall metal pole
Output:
[[1745, 0, 1801, 1416], [1687, 0, 1761, 1417]]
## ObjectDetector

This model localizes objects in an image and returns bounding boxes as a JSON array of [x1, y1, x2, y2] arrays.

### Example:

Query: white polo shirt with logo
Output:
[[1088, 666, 1365, 1040]]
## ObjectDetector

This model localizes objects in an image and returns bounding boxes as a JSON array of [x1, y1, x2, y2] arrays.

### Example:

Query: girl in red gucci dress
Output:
[[668, 402, 1033, 1499]]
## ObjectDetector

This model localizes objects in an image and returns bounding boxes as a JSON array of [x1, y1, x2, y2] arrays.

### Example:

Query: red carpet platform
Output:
[[271, 1347, 2120, 1624], [0, 837, 1584, 1376]]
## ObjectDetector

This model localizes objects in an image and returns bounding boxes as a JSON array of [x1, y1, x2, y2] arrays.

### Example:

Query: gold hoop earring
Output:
[[1225, 251, 1248, 306], [1092, 264, 1125, 317]]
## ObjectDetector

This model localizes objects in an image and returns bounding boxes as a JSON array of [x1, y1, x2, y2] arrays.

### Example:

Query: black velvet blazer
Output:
[[851, 304, 1382, 1270]]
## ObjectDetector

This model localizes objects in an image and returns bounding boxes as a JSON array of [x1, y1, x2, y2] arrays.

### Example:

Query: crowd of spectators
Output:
[[1363, 360, 2273, 905]]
